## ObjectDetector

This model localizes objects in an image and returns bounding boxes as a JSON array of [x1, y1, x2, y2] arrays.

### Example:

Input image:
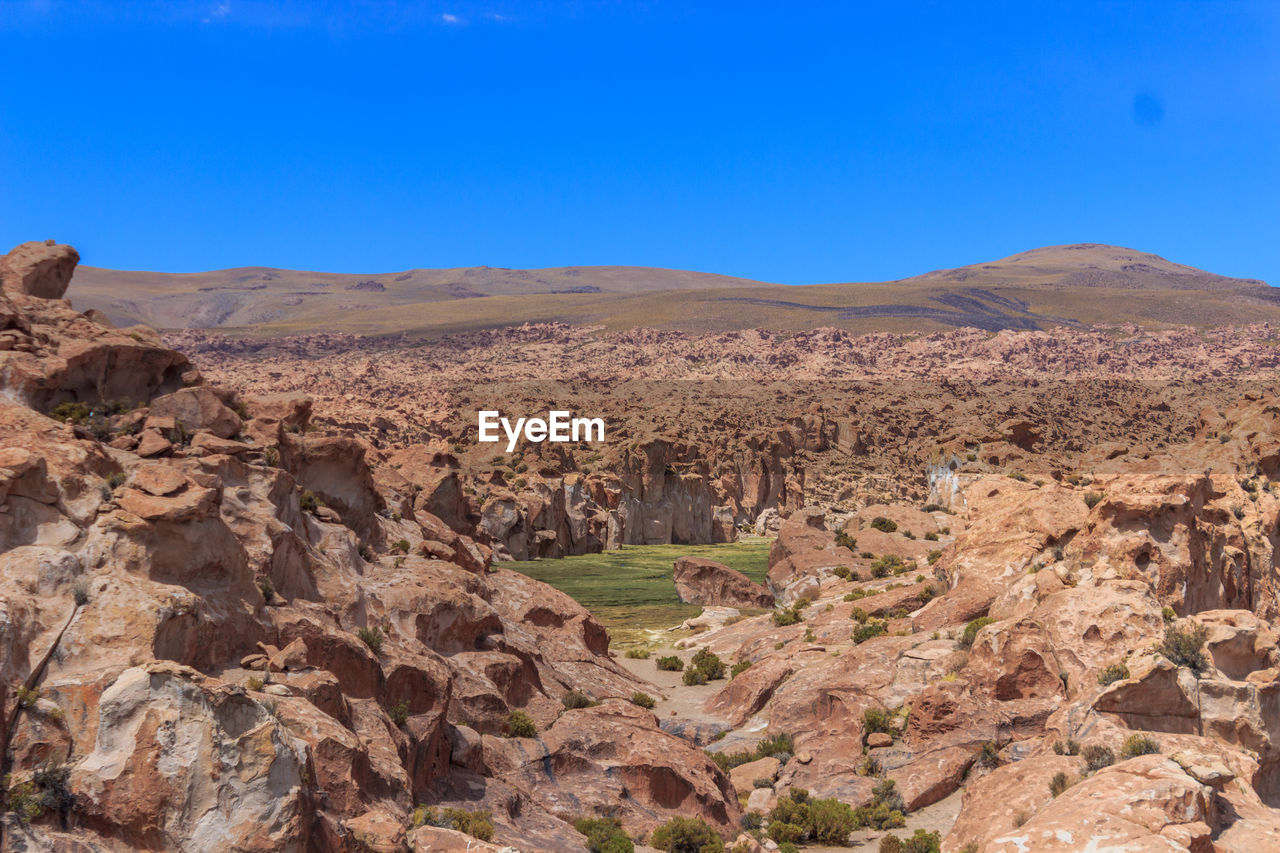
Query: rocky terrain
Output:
[[6, 238, 1280, 851]]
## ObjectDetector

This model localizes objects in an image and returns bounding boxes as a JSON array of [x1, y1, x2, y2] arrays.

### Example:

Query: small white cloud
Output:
[[202, 1, 230, 24], [487, 12, 511, 22], [441, 13, 460, 24]]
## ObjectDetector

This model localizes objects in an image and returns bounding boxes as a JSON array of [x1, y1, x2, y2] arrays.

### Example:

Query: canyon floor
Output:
[[5, 239, 1280, 852]]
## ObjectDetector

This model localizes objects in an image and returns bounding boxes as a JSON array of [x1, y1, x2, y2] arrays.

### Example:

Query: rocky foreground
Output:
[[5, 240, 1280, 851]]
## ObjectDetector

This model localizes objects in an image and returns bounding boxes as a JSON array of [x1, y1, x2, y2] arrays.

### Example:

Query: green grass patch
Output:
[[508, 538, 772, 647]]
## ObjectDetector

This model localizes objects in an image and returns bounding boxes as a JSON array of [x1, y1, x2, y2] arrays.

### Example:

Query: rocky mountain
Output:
[[0, 242, 743, 851], [6, 238, 1280, 851], [71, 244, 1277, 338]]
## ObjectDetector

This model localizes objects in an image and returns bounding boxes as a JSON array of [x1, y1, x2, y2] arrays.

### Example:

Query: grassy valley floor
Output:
[[507, 537, 772, 647]]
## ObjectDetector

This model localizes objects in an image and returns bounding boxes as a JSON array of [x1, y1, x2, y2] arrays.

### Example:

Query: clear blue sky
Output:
[[2, 1, 1277, 284]]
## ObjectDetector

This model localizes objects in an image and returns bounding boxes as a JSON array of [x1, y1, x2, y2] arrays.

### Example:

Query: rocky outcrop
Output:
[[672, 556, 773, 609], [0, 246, 741, 852], [1, 240, 79, 300]]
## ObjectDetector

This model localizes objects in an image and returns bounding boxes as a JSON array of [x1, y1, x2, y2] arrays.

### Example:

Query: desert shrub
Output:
[[357, 543, 375, 562], [863, 707, 895, 735], [392, 538, 410, 554], [833, 564, 851, 579], [691, 648, 726, 680], [656, 655, 685, 672], [927, 549, 943, 565], [299, 489, 319, 513], [1083, 743, 1115, 771], [412, 806, 495, 841], [730, 660, 752, 679], [246, 676, 265, 691], [15, 686, 40, 708], [959, 616, 995, 649], [879, 829, 942, 853], [3, 761, 74, 824], [844, 589, 870, 602], [1049, 771, 1073, 797], [356, 626, 383, 655], [924, 531, 938, 541], [649, 815, 725, 852], [753, 777, 773, 789], [853, 619, 888, 644], [256, 575, 275, 601], [860, 754, 882, 776], [624, 648, 651, 659], [630, 691, 656, 709], [390, 701, 410, 727], [1162, 605, 1177, 622], [870, 554, 905, 578], [764, 788, 855, 846], [505, 710, 537, 738], [852, 778, 905, 829], [1120, 734, 1161, 758], [772, 607, 802, 627], [834, 530, 857, 551], [1084, 491, 1104, 509], [562, 689, 599, 710], [806, 796, 857, 844], [72, 576, 91, 606], [850, 607, 869, 623], [1160, 622, 1209, 673], [708, 733, 793, 772], [1097, 662, 1130, 686], [978, 740, 999, 767], [682, 668, 708, 686], [870, 517, 898, 533], [574, 816, 635, 853], [1052, 738, 1080, 756]]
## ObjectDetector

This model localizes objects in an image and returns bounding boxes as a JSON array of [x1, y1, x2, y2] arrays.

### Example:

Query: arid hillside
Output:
[[7, 239, 1280, 852], [72, 243, 1278, 338]]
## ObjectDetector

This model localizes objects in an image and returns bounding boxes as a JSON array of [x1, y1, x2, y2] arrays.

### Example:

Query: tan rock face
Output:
[[673, 555, 774, 609], [1, 240, 79, 299]]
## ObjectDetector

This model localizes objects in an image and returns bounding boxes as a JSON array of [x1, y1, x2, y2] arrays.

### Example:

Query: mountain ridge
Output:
[[68, 243, 1275, 337]]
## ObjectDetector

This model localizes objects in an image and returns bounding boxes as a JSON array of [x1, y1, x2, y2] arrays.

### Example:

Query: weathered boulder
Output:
[[1, 240, 79, 299], [673, 556, 773, 609]]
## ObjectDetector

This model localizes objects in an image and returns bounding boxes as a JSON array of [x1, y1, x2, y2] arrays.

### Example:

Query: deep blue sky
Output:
[[2, 1, 1277, 284]]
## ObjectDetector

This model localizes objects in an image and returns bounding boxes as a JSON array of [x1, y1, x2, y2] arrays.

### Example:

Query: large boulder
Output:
[[673, 556, 773, 609], [1, 240, 79, 299]]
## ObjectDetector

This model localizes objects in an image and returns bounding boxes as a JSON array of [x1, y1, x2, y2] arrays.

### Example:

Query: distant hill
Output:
[[70, 244, 1277, 337]]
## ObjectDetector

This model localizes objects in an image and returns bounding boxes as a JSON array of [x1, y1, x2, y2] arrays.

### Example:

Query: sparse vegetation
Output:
[[1083, 743, 1115, 771], [766, 787, 858, 846], [1052, 738, 1080, 756], [852, 777, 906, 829], [1084, 491, 1104, 509], [1120, 733, 1161, 758], [730, 659, 752, 679], [356, 625, 384, 655], [505, 710, 537, 738], [1160, 622, 1209, 673], [870, 517, 898, 533], [853, 619, 888, 644], [574, 816, 635, 853], [656, 655, 685, 672], [707, 733, 793, 772], [959, 616, 995, 649], [773, 606, 802, 626], [978, 740, 999, 767], [410, 805, 495, 842], [1049, 771, 1073, 797], [834, 530, 857, 551], [256, 575, 275, 601], [1097, 662, 1130, 686], [390, 701, 410, 727], [630, 691, 656, 709], [691, 648, 726, 680], [562, 689, 599, 710], [624, 648, 650, 659], [878, 829, 942, 853], [72, 576, 91, 606], [299, 489, 320, 513], [650, 816, 725, 852]]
